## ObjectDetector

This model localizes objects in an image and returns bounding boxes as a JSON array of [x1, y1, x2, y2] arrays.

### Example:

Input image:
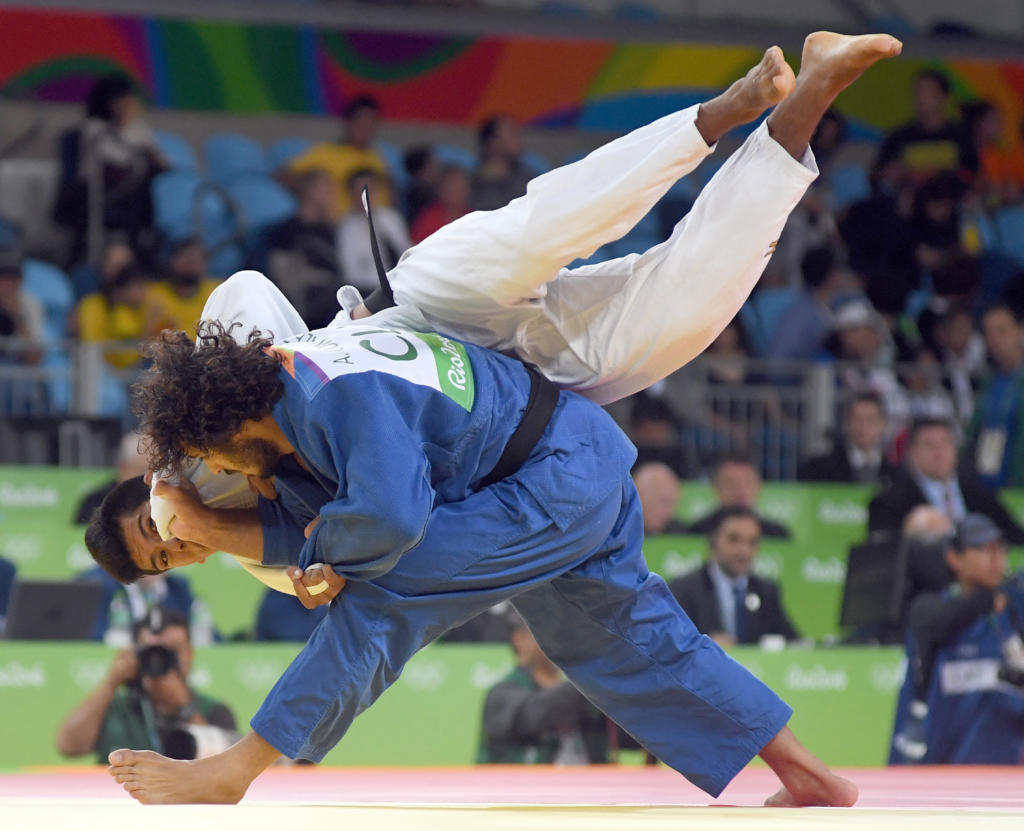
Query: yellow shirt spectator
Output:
[[144, 278, 220, 336], [289, 144, 391, 214], [78, 293, 147, 369]]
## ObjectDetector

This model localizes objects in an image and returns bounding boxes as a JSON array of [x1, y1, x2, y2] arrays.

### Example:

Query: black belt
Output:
[[360, 184, 559, 485], [479, 366, 560, 488]]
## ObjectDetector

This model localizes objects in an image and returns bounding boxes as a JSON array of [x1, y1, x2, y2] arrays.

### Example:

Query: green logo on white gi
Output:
[[413, 332, 475, 412], [283, 327, 476, 412]]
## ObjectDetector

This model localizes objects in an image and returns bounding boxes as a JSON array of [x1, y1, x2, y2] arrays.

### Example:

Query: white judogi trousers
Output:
[[204, 105, 817, 405]]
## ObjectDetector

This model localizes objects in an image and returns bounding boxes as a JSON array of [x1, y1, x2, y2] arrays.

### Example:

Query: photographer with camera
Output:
[[890, 514, 1024, 764], [56, 607, 236, 764]]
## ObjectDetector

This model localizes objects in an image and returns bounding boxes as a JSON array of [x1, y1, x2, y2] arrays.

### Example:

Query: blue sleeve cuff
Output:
[[259, 495, 308, 567]]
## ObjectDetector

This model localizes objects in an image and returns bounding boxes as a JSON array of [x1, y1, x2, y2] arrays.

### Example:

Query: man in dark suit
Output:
[[669, 507, 799, 647], [688, 456, 793, 539], [868, 418, 1024, 543], [799, 391, 898, 484]]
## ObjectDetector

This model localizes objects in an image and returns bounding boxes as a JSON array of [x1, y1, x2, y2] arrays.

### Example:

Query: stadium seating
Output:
[[268, 136, 314, 170], [154, 130, 200, 173], [203, 133, 271, 184]]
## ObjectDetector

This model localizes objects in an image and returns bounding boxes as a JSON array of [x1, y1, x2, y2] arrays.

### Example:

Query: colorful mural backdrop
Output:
[[2, 7, 1024, 136]]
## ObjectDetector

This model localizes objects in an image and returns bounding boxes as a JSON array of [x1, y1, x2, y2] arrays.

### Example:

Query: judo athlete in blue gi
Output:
[[103, 32, 904, 806], [890, 514, 1024, 765]]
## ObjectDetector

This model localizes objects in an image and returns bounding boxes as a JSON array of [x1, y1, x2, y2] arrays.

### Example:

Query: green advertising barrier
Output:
[[3, 466, 1024, 641], [0, 642, 903, 770]]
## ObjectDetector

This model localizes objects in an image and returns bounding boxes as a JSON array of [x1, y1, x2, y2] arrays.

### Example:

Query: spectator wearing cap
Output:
[[688, 456, 793, 540], [890, 513, 1024, 765], [830, 298, 910, 435], [477, 610, 609, 764], [966, 304, 1024, 488], [0, 248, 44, 368], [283, 95, 391, 214], [799, 391, 897, 484], [669, 507, 799, 648], [868, 418, 1024, 543]]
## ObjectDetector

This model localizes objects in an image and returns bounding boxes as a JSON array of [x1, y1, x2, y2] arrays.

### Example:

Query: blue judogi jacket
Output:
[[890, 581, 1024, 765], [256, 326, 634, 580]]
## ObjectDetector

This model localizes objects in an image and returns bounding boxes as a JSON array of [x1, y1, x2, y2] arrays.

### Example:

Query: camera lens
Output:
[[135, 644, 179, 678]]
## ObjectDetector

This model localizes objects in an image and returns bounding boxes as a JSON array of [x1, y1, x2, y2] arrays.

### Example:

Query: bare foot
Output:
[[797, 31, 902, 97], [763, 772, 859, 807], [758, 726, 858, 808], [696, 46, 795, 144], [108, 749, 248, 804]]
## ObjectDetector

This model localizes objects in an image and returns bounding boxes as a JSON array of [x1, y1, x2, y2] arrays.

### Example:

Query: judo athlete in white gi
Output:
[[103, 33, 900, 806]]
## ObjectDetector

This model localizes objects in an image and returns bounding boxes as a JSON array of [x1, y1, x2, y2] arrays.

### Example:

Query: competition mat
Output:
[[1, 765, 1022, 830]]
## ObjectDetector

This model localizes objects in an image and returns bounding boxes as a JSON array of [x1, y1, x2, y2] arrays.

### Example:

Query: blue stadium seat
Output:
[[434, 143, 477, 171], [203, 133, 270, 184], [521, 151, 553, 177], [154, 130, 199, 173], [994, 206, 1024, 267], [22, 259, 74, 343], [740, 287, 799, 356], [268, 136, 314, 171], [826, 164, 871, 212], [375, 141, 409, 191], [153, 171, 231, 241], [225, 175, 297, 231]]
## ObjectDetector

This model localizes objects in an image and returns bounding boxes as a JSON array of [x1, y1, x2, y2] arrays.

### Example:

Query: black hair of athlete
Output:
[[132, 321, 285, 475], [85, 475, 151, 584]]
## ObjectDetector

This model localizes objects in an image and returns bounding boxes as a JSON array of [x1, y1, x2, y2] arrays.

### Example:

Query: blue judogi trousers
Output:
[[252, 470, 791, 797]]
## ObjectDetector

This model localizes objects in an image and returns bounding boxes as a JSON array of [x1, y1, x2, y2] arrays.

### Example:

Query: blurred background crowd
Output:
[[1, 0, 1024, 770]]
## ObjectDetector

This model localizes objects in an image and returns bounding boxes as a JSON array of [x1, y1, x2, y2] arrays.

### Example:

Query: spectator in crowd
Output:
[[809, 109, 848, 176], [669, 507, 799, 648], [890, 514, 1024, 765], [799, 391, 896, 483], [266, 168, 341, 328], [933, 305, 984, 425], [633, 461, 688, 535], [74, 431, 149, 524], [284, 95, 390, 214], [402, 145, 441, 225], [68, 235, 136, 299], [411, 164, 471, 244], [470, 114, 532, 212], [962, 100, 1024, 206], [900, 506, 956, 618], [901, 346, 957, 426], [627, 389, 688, 476], [56, 607, 236, 764], [768, 247, 844, 360], [868, 418, 1024, 543], [871, 69, 973, 190], [0, 247, 44, 367], [54, 73, 168, 263], [74, 263, 150, 369], [144, 238, 220, 335], [905, 172, 966, 280], [478, 610, 608, 764], [830, 299, 910, 434], [0, 555, 15, 636], [967, 304, 1024, 488], [336, 169, 410, 297], [254, 589, 327, 642], [688, 456, 793, 539]]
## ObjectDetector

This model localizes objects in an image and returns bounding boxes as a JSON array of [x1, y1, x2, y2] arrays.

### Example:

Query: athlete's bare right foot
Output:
[[797, 31, 902, 98], [696, 46, 795, 144], [758, 726, 859, 808]]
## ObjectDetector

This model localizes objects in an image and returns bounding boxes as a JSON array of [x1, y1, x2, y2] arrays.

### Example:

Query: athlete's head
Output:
[[85, 476, 212, 584], [132, 321, 286, 477]]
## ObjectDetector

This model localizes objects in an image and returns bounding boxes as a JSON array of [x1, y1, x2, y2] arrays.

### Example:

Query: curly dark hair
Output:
[[132, 320, 285, 473], [84, 475, 153, 584]]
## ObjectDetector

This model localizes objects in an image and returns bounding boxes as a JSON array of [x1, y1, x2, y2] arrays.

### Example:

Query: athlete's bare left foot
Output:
[[108, 748, 247, 804], [696, 46, 795, 145]]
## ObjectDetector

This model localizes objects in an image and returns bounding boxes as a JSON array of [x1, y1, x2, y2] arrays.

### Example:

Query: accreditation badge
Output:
[[975, 428, 1007, 475]]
